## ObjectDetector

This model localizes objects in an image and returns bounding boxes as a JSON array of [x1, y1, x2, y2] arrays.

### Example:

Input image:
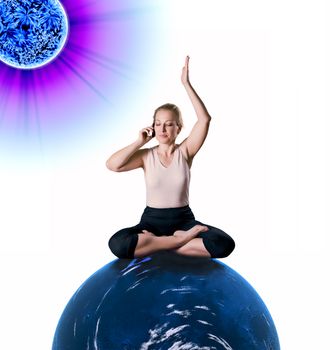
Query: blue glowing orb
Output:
[[53, 252, 280, 349], [0, 0, 68, 69]]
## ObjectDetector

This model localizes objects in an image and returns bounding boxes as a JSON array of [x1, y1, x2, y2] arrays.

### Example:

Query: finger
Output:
[[185, 55, 190, 67], [141, 130, 150, 138], [143, 128, 153, 137]]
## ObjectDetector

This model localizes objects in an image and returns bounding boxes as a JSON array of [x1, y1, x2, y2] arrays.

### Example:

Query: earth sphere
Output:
[[53, 252, 280, 349]]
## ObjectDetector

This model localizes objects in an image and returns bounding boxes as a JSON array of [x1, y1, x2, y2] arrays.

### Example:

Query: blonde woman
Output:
[[106, 57, 235, 259]]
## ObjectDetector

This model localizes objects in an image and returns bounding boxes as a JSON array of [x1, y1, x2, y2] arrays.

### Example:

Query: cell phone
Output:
[[151, 123, 155, 137]]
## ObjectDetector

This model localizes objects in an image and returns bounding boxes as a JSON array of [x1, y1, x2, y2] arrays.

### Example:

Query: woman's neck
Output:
[[157, 143, 177, 156]]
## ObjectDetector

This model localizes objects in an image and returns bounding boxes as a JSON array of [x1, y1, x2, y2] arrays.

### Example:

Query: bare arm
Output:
[[180, 56, 212, 161], [106, 126, 154, 172]]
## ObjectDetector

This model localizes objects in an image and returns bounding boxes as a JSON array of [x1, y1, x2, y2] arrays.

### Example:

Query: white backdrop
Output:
[[0, 1, 329, 349]]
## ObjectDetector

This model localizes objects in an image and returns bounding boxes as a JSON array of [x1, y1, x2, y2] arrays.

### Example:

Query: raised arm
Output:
[[180, 56, 212, 161], [106, 126, 154, 172]]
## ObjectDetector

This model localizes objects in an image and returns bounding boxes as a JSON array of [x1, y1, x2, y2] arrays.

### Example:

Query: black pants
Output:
[[108, 205, 235, 259]]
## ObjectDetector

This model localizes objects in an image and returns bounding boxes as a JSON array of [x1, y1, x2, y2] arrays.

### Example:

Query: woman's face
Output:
[[154, 109, 180, 144]]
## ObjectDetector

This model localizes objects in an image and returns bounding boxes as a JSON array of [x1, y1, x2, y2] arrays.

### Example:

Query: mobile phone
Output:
[[151, 123, 155, 137]]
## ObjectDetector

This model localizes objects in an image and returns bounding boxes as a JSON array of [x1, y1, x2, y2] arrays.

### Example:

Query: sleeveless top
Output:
[[143, 145, 191, 208]]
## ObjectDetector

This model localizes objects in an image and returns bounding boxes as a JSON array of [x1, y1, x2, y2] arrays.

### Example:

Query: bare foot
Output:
[[142, 230, 155, 237], [174, 225, 209, 239]]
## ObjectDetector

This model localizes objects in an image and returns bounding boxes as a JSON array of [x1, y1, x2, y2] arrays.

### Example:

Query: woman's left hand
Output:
[[181, 55, 190, 86]]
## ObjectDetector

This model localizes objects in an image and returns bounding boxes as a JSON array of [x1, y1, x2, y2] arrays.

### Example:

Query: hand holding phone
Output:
[[139, 126, 155, 143], [145, 123, 155, 138], [147, 127, 155, 138]]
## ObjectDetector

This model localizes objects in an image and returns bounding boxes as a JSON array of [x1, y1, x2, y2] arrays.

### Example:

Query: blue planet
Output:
[[0, 0, 68, 69], [53, 252, 280, 349]]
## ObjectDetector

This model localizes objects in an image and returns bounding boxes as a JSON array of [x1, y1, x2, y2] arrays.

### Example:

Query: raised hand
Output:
[[138, 126, 154, 144], [181, 55, 190, 86]]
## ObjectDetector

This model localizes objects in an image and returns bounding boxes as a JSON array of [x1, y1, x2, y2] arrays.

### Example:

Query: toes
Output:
[[142, 230, 155, 236], [195, 225, 209, 232]]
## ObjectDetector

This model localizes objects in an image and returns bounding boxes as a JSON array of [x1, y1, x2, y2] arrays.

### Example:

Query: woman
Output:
[[106, 56, 235, 259]]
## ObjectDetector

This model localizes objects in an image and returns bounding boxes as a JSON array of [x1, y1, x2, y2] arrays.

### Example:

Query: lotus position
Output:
[[106, 56, 235, 259]]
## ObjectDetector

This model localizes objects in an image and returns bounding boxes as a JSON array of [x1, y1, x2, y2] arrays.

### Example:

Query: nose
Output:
[[162, 124, 166, 132]]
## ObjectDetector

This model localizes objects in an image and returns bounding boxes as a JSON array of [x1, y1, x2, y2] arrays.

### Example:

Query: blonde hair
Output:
[[153, 103, 183, 130]]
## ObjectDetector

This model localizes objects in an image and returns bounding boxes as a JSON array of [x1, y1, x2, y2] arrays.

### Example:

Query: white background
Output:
[[0, 0, 329, 348]]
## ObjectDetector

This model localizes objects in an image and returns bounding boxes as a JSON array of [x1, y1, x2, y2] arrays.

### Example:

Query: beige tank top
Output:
[[143, 146, 191, 208]]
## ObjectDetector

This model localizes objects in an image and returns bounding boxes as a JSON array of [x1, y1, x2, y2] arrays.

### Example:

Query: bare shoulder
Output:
[[113, 147, 150, 172]]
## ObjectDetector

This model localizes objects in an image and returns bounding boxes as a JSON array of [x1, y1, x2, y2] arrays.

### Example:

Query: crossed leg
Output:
[[174, 237, 211, 257], [109, 222, 235, 259], [134, 225, 209, 258]]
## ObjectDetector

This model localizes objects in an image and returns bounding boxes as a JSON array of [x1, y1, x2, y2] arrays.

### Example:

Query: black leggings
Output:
[[108, 206, 235, 259]]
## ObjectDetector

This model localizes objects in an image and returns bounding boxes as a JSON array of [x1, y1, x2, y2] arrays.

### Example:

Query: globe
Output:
[[0, 0, 68, 69], [53, 252, 280, 349]]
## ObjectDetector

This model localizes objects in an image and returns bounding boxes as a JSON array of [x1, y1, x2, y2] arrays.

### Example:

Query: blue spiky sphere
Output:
[[0, 0, 68, 69]]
